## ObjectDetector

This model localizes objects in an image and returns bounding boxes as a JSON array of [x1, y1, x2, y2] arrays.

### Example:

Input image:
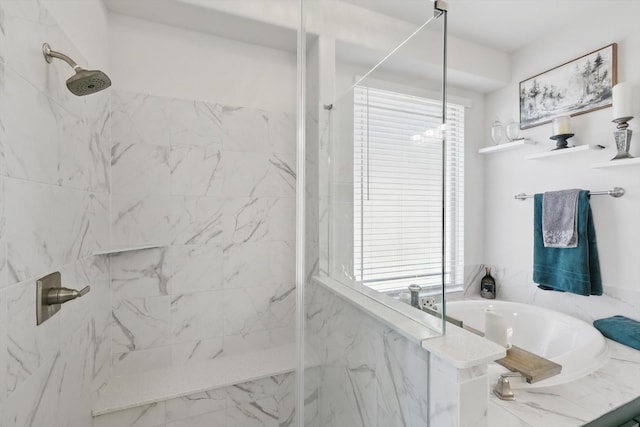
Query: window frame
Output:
[[352, 85, 465, 294]]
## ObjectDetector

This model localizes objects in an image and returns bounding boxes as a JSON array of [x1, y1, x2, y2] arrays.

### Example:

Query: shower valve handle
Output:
[[43, 285, 91, 305]]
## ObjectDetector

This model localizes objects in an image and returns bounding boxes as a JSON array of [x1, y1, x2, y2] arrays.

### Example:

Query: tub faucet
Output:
[[493, 372, 522, 401], [408, 284, 421, 309]]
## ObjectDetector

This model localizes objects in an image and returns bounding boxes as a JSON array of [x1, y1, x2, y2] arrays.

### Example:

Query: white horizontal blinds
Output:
[[445, 102, 465, 291], [353, 86, 465, 292]]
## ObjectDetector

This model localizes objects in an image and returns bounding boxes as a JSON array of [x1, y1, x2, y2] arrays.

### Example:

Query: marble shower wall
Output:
[[304, 281, 431, 427], [109, 90, 297, 374], [0, 0, 111, 425]]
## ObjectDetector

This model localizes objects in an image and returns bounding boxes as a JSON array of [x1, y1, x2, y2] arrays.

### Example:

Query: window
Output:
[[353, 86, 464, 293]]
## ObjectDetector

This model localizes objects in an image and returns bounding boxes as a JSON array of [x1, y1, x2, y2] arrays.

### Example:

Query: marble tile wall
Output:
[[306, 279, 494, 427], [93, 372, 294, 427], [0, 0, 112, 425], [109, 90, 297, 374], [305, 281, 432, 427]]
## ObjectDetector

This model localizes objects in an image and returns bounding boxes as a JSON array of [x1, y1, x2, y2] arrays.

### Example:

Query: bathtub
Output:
[[446, 300, 609, 388]]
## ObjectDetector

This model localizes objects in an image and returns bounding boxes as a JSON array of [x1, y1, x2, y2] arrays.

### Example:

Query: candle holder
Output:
[[550, 133, 575, 150], [611, 116, 634, 160], [550, 116, 573, 149]]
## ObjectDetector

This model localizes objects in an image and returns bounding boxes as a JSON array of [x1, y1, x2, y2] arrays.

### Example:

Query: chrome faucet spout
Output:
[[408, 284, 421, 309]]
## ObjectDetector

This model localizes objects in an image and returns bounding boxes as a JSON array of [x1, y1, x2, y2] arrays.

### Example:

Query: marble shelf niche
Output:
[[93, 244, 163, 256]]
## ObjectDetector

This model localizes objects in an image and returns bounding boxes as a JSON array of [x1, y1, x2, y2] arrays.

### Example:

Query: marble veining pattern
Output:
[[0, 2, 111, 426], [110, 89, 296, 374], [170, 98, 222, 148], [112, 297, 171, 353], [93, 372, 294, 427], [221, 106, 269, 153], [222, 325, 294, 357], [306, 281, 435, 427], [0, 177, 5, 290], [111, 91, 171, 147], [171, 337, 224, 367], [489, 338, 640, 426], [171, 291, 224, 344], [5, 168, 109, 285], [169, 145, 222, 196], [2, 257, 111, 426]]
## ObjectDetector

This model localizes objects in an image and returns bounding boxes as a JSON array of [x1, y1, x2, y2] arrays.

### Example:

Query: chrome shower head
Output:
[[42, 42, 112, 96]]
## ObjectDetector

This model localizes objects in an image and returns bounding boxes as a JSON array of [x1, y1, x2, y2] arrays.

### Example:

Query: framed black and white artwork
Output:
[[519, 44, 617, 130]]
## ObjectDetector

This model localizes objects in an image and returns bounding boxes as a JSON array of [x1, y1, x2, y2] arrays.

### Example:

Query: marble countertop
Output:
[[489, 339, 640, 426]]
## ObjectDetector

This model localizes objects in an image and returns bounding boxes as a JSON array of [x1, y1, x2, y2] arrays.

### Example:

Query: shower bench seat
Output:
[[92, 344, 298, 425]]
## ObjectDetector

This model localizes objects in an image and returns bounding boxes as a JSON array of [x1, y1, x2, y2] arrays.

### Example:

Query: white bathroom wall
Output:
[[0, 0, 112, 425], [43, 0, 110, 67], [482, 5, 640, 320], [106, 15, 297, 375], [108, 14, 296, 114]]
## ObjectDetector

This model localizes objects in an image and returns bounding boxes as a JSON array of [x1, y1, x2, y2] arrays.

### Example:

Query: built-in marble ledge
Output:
[[422, 322, 506, 369], [93, 244, 163, 256], [93, 344, 299, 416], [314, 275, 506, 368]]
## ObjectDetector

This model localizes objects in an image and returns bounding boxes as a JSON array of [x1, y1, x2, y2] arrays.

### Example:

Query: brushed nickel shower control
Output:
[[36, 272, 91, 325]]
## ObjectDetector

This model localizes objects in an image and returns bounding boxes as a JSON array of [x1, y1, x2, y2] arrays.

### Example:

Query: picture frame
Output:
[[519, 43, 617, 130]]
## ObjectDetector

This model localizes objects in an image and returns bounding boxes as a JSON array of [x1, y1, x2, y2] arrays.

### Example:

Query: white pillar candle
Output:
[[552, 115, 571, 135], [612, 82, 633, 119]]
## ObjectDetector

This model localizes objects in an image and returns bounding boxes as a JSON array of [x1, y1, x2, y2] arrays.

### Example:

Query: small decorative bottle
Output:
[[480, 267, 496, 299]]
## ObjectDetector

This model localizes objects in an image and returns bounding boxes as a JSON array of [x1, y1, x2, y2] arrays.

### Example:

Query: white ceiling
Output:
[[104, 0, 636, 54], [103, 0, 638, 93], [104, 0, 298, 51], [341, 0, 633, 53]]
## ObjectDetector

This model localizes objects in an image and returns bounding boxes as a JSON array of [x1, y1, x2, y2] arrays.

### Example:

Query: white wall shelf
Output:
[[524, 144, 605, 160], [592, 157, 640, 169], [93, 244, 162, 256], [478, 139, 535, 155]]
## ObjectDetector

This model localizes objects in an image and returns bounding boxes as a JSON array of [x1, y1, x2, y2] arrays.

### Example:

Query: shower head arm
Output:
[[42, 43, 81, 71]]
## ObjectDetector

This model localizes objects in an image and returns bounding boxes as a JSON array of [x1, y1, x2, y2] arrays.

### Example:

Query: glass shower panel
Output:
[[300, 2, 450, 426], [300, 4, 451, 426], [314, 1, 448, 333]]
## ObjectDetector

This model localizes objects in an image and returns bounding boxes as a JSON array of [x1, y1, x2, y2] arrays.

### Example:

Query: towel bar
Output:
[[515, 187, 625, 201]]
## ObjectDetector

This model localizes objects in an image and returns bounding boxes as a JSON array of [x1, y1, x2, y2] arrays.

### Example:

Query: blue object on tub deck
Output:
[[533, 190, 602, 296], [594, 316, 640, 350]]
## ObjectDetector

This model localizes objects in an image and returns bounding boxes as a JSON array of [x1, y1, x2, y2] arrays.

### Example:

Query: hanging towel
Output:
[[542, 189, 580, 248], [593, 316, 640, 350], [533, 190, 602, 296]]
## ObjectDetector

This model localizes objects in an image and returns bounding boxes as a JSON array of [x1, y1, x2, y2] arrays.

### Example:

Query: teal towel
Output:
[[594, 316, 640, 350], [533, 190, 602, 296]]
